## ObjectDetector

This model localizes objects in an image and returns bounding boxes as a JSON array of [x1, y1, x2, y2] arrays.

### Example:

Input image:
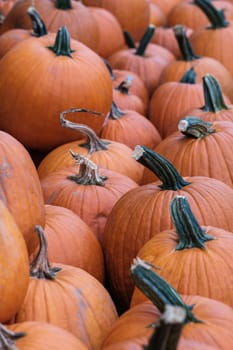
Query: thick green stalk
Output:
[[136, 25, 155, 56], [132, 145, 190, 190], [178, 117, 216, 138], [55, 0, 72, 9], [170, 196, 214, 250], [109, 102, 125, 120], [0, 324, 26, 350], [173, 25, 200, 61], [47, 26, 75, 57], [201, 74, 229, 112], [27, 7, 48, 37], [193, 0, 229, 29], [180, 66, 196, 84], [123, 30, 136, 49]]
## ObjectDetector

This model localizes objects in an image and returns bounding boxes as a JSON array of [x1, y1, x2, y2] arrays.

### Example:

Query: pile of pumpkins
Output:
[[1, 0, 233, 349]]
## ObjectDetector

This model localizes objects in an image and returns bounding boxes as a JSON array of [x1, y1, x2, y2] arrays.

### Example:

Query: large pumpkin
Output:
[[0, 200, 29, 323], [131, 195, 233, 307], [102, 146, 233, 309], [0, 26, 113, 151]]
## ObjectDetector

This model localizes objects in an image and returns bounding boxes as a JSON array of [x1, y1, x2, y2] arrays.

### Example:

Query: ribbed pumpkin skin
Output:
[[8, 321, 88, 350], [131, 227, 233, 307], [182, 103, 233, 123], [0, 131, 45, 254], [100, 109, 162, 150], [147, 121, 233, 187], [37, 139, 144, 184], [148, 81, 204, 139], [102, 177, 233, 308], [159, 58, 233, 103], [43, 204, 105, 283], [41, 166, 138, 243], [0, 0, 99, 51], [102, 297, 233, 350], [0, 200, 29, 323], [0, 33, 112, 151], [98, 0, 150, 41], [14, 264, 118, 350]]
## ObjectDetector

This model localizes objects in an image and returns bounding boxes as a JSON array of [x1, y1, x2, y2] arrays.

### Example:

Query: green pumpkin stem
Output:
[[47, 26, 75, 57], [114, 76, 134, 95], [130, 257, 201, 323], [145, 305, 186, 350], [178, 117, 216, 138], [193, 0, 229, 29], [27, 7, 48, 37], [110, 102, 126, 120], [136, 24, 155, 56], [55, 0, 72, 9], [60, 108, 109, 153], [132, 145, 191, 190], [30, 226, 61, 280], [68, 151, 107, 186], [102, 58, 116, 80], [0, 324, 26, 350], [173, 25, 200, 61], [202, 74, 229, 112], [180, 66, 197, 84], [123, 30, 136, 49], [170, 196, 214, 250]]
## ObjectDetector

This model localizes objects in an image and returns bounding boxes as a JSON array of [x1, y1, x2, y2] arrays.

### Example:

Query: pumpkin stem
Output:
[[0, 324, 26, 350], [55, 0, 72, 9], [130, 257, 201, 323], [180, 66, 197, 84], [68, 151, 108, 186], [102, 58, 116, 80], [123, 30, 136, 49], [30, 226, 61, 279], [132, 145, 190, 190], [27, 7, 48, 37], [201, 74, 229, 112], [114, 76, 134, 95], [60, 108, 109, 153], [170, 196, 214, 250], [145, 305, 186, 350], [136, 25, 155, 56], [109, 101, 126, 120], [173, 25, 200, 61], [47, 26, 75, 57], [193, 0, 229, 29], [178, 117, 216, 138]]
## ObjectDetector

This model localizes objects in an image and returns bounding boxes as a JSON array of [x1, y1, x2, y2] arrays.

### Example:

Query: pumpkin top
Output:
[[132, 145, 191, 190], [47, 26, 75, 57], [27, 6, 48, 37], [130, 257, 201, 323], [124, 24, 156, 57], [173, 25, 200, 61], [55, 0, 72, 10], [193, 0, 229, 29], [0, 324, 26, 349], [178, 117, 216, 138], [201, 74, 229, 112]]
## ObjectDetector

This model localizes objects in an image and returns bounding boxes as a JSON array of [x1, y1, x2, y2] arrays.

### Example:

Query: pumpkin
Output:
[[89, 7, 125, 58], [149, 2, 166, 27], [190, 0, 233, 77], [0, 26, 113, 151], [41, 204, 105, 283], [0, 6, 48, 59], [37, 109, 144, 183], [0, 200, 29, 324], [0, 0, 100, 51], [148, 0, 183, 17], [149, 117, 233, 188], [102, 258, 233, 350], [131, 195, 233, 307], [102, 145, 233, 309], [41, 152, 138, 244], [0, 130, 45, 254], [167, 0, 233, 31], [14, 226, 118, 350], [149, 67, 205, 139], [100, 102, 161, 150], [113, 77, 146, 115], [108, 25, 175, 97], [159, 25, 233, 102], [89, 0, 150, 41], [0, 321, 88, 350]]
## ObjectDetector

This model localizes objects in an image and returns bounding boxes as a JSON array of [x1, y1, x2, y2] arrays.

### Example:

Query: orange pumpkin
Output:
[[0, 27, 113, 151], [0, 200, 29, 323], [15, 226, 118, 350], [0, 321, 88, 350], [102, 146, 233, 309]]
